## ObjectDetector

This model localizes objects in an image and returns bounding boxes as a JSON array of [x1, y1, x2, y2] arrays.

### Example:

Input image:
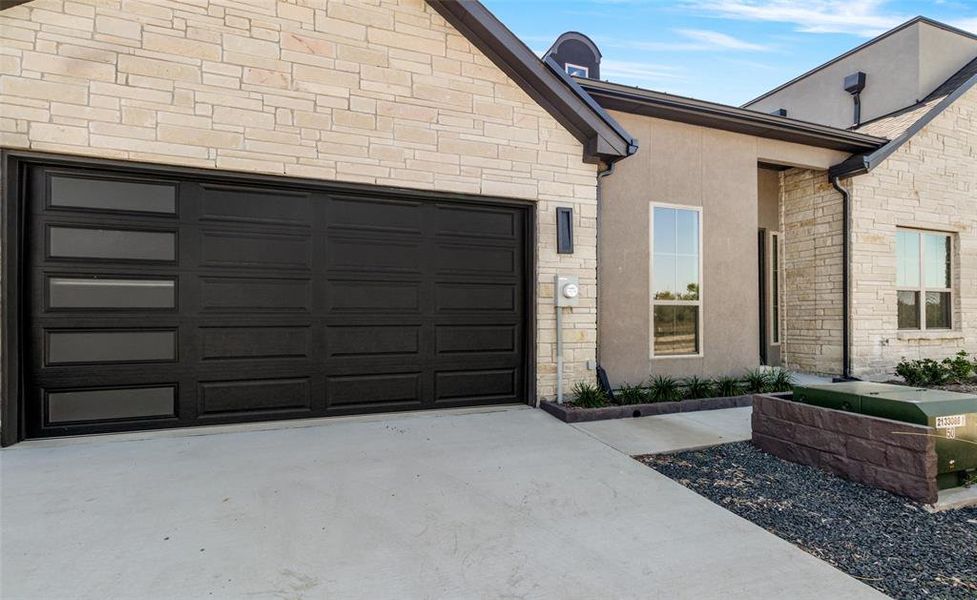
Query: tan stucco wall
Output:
[[848, 84, 977, 379], [598, 111, 762, 385], [0, 0, 599, 401], [747, 22, 977, 129]]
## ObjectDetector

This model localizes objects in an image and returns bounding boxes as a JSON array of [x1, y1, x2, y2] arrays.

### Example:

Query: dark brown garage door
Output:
[[22, 161, 530, 438]]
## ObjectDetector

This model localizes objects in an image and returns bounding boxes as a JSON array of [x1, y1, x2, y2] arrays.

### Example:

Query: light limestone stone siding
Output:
[[780, 86, 977, 379], [780, 168, 844, 375], [848, 85, 977, 379], [0, 0, 599, 401]]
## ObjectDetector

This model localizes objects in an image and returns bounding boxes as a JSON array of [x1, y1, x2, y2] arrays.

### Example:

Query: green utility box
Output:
[[793, 382, 977, 489]]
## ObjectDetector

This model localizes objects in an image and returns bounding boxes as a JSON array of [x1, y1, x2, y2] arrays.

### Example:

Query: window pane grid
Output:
[[896, 229, 952, 330], [651, 205, 701, 356]]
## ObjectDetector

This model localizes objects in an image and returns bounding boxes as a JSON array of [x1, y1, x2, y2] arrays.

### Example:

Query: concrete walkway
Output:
[[1, 406, 885, 600], [572, 406, 753, 455]]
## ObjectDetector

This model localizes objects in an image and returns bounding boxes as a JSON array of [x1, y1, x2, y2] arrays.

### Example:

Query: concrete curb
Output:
[[540, 394, 753, 423]]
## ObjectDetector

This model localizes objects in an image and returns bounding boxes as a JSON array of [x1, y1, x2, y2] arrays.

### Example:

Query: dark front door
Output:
[[23, 161, 529, 438]]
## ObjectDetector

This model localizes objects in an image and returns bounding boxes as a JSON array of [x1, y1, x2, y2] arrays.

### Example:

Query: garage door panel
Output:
[[436, 282, 516, 312], [436, 243, 516, 276], [45, 385, 178, 425], [327, 195, 423, 233], [325, 372, 423, 410], [199, 326, 310, 361], [43, 274, 179, 311], [46, 329, 178, 365], [326, 325, 420, 358], [199, 229, 312, 271], [198, 184, 312, 227], [48, 225, 177, 262], [435, 324, 516, 355], [197, 377, 312, 417], [435, 369, 517, 403], [199, 276, 312, 313], [326, 280, 421, 313], [47, 172, 178, 215], [435, 205, 518, 240], [24, 162, 529, 438], [325, 234, 423, 274]]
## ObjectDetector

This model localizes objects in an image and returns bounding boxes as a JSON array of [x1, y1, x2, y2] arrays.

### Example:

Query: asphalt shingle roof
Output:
[[855, 56, 977, 138]]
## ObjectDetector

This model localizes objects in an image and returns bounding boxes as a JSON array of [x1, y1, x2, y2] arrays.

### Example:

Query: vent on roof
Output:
[[771, 108, 788, 117], [844, 71, 867, 127], [544, 32, 601, 80]]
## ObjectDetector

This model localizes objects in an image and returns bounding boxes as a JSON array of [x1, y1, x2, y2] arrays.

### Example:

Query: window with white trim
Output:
[[651, 205, 701, 356], [896, 228, 952, 330], [564, 63, 589, 78], [770, 232, 781, 344]]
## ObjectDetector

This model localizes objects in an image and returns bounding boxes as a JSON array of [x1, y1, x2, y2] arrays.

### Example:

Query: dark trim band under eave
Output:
[[425, 0, 636, 162], [579, 79, 888, 153]]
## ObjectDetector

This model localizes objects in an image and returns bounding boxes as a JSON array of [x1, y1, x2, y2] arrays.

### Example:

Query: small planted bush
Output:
[[616, 383, 650, 405], [571, 381, 608, 408], [743, 368, 773, 393], [895, 358, 949, 387], [648, 375, 683, 403], [713, 375, 743, 397], [769, 368, 796, 393], [682, 375, 713, 400], [942, 350, 975, 383]]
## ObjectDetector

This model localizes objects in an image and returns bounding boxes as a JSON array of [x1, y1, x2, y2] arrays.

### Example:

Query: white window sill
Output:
[[896, 330, 964, 341]]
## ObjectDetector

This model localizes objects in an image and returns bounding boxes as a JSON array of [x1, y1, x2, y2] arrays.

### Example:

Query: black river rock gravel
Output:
[[639, 442, 977, 600]]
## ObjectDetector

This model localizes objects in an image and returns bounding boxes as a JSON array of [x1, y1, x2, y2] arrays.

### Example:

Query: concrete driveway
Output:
[[1, 406, 885, 600]]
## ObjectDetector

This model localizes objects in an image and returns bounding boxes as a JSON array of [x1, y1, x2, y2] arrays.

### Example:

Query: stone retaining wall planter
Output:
[[540, 394, 753, 423], [752, 393, 939, 504]]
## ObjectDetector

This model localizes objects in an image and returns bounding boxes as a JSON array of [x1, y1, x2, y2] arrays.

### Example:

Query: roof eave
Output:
[[580, 80, 887, 153], [830, 69, 977, 179], [425, 0, 635, 163]]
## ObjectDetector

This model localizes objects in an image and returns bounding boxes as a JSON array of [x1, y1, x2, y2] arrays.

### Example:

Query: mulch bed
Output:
[[638, 442, 977, 600]]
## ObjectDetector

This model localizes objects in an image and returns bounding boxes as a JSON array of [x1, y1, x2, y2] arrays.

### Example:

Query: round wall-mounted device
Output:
[[562, 283, 579, 299]]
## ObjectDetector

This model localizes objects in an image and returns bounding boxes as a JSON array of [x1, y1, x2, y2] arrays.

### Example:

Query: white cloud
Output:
[[686, 0, 908, 36], [952, 18, 977, 33], [676, 28, 770, 50], [600, 60, 687, 86], [616, 28, 771, 52]]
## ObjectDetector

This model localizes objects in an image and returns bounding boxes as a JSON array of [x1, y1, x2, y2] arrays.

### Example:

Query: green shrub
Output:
[[616, 383, 649, 405], [571, 381, 607, 408], [769, 368, 796, 393], [648, 375, 682, 403], [682, 375, 713, 400], [713, 375, 744, 397], [942, 351, 974, 383], [895, 358, 949, 387], [743, 368, 772, 393]]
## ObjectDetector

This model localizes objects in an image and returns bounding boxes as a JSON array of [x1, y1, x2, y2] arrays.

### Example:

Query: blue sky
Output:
[[482, 0, 977, 106]]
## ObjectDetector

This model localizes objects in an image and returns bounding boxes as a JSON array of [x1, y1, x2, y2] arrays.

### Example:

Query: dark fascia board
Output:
[[425, 0, 636, 162], [744, 16, 977, 108], [579, 79, 888, 153], [830, 69, 977, 179]]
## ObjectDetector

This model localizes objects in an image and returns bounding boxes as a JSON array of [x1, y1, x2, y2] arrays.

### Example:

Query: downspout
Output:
[[595, 159, 616, 365], [831, 175, 852, 379]]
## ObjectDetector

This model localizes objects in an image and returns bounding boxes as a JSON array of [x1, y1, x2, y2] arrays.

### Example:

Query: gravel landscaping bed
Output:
[[638, 442, 977, 600]]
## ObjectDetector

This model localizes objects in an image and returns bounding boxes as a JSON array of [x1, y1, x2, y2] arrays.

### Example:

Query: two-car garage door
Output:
[[20, 160, 529, 439]]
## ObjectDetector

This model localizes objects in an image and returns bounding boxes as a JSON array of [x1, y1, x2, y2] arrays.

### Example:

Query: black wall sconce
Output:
[[556, 207, 573, 254]]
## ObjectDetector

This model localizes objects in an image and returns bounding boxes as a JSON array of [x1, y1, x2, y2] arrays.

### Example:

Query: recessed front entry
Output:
[[18, 159, 530, 439]]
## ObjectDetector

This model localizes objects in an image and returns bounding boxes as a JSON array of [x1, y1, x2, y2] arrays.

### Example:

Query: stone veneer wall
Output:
[[0, 0, 601, 400], [753, 394, 938, 503], [780, 168, 844, 375], [848, 86, 977, 379]]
